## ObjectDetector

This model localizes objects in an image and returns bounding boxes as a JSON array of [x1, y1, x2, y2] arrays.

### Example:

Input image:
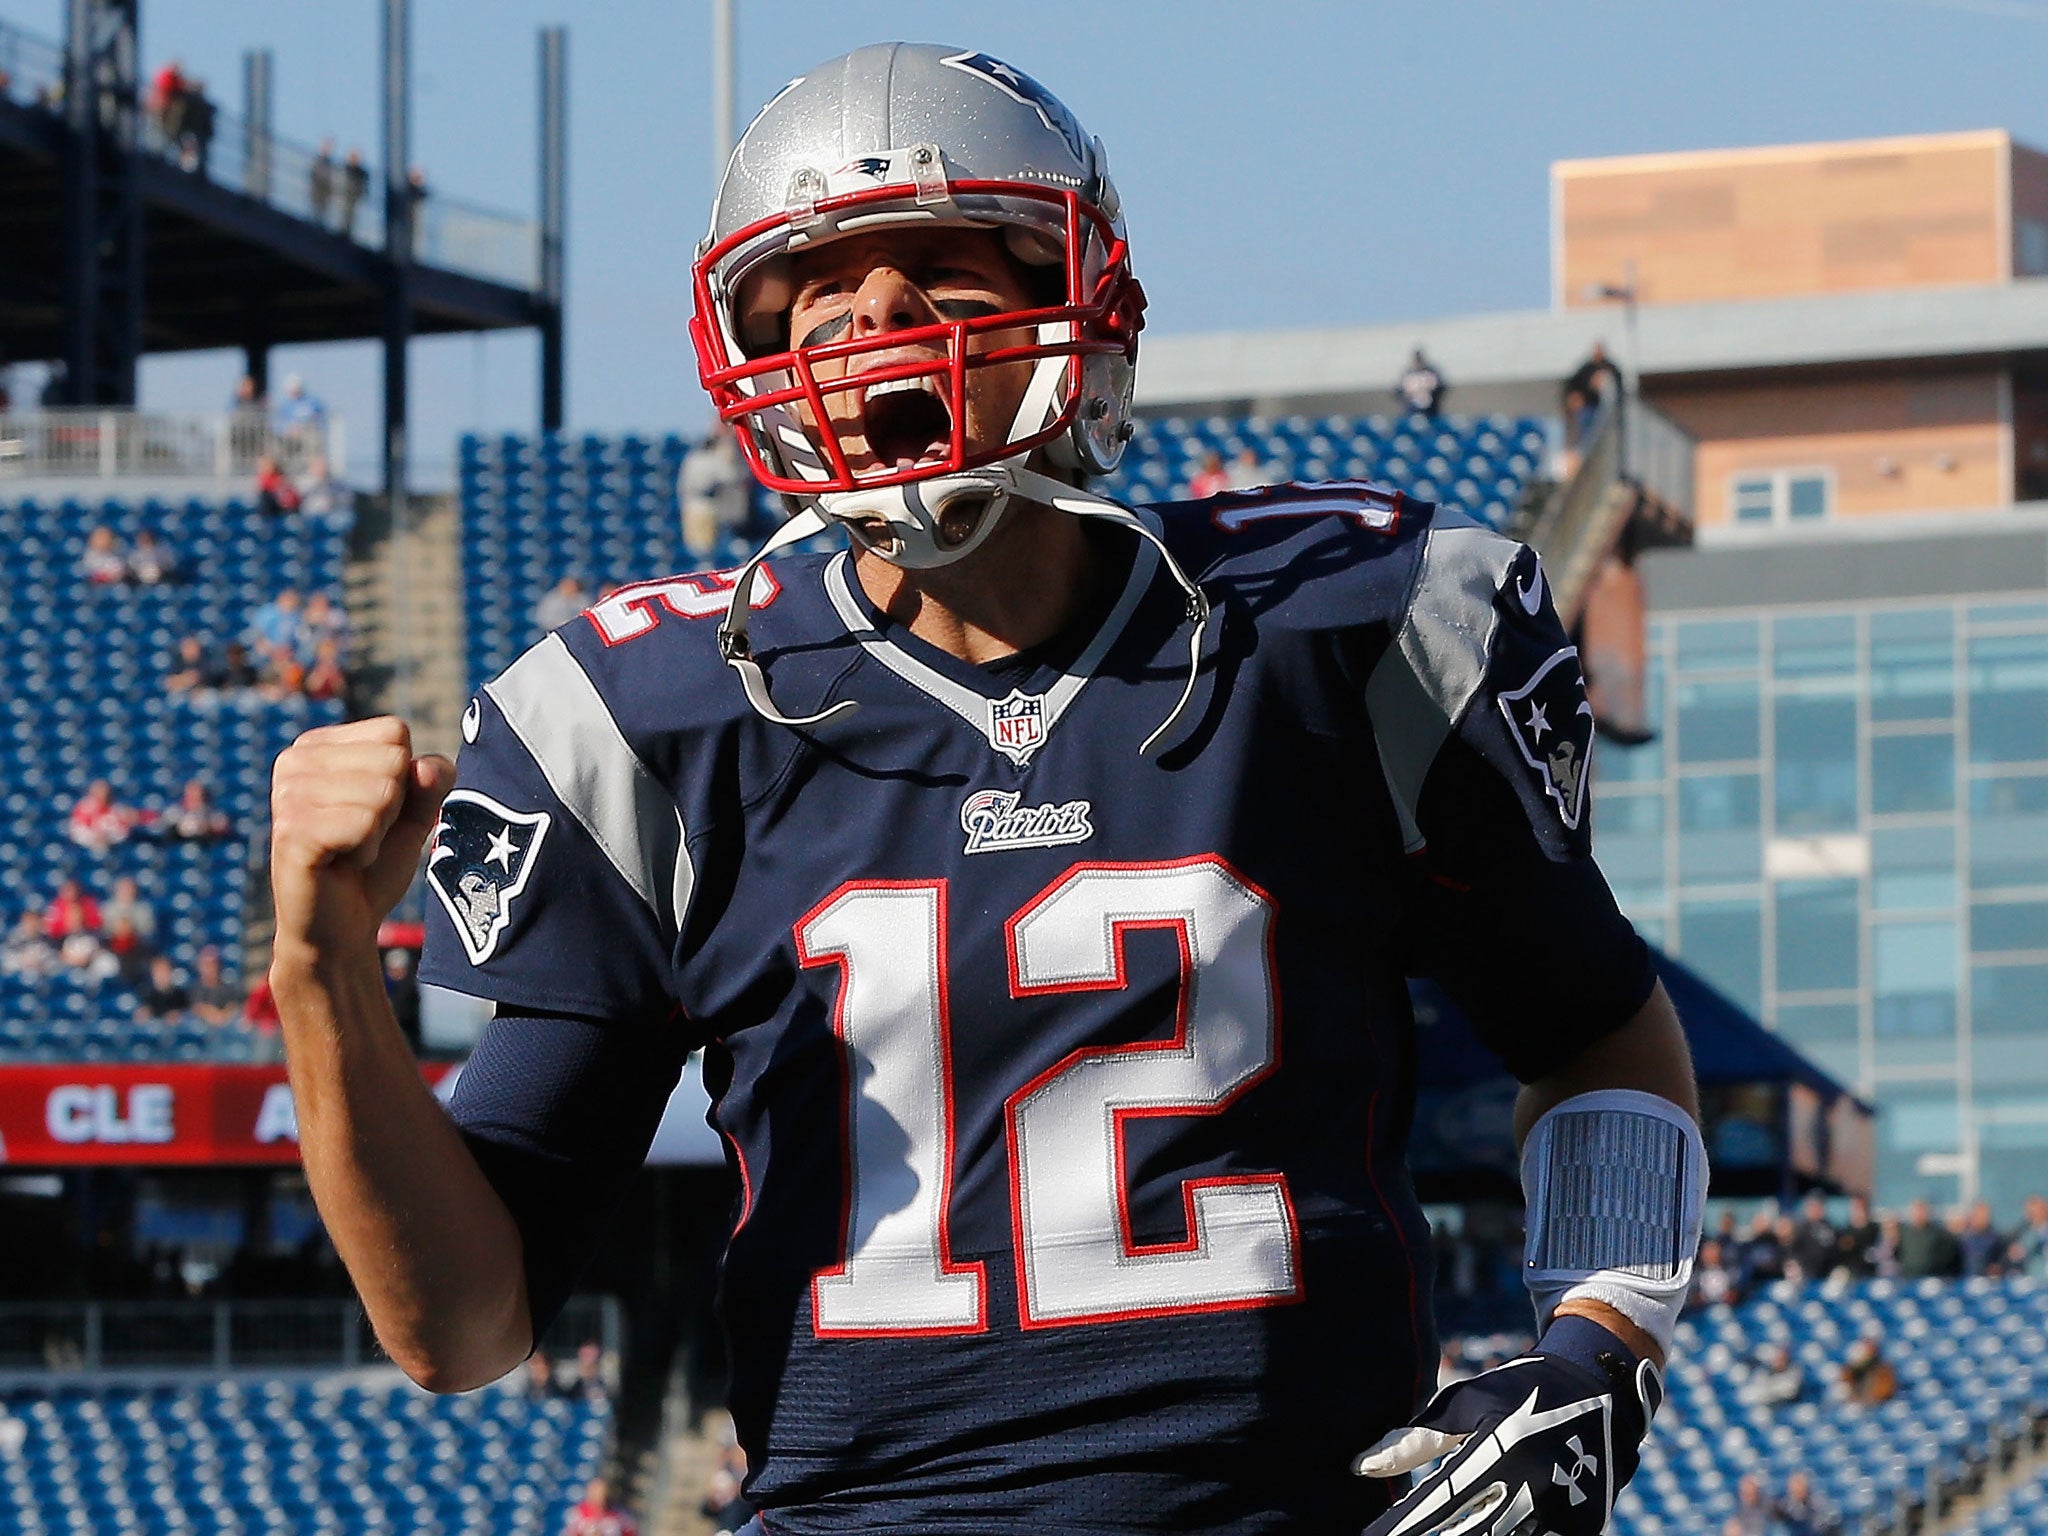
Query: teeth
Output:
[[862, 375, 943, 405]]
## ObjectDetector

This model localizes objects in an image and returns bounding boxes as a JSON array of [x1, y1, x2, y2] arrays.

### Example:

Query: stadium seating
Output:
[[0, 1378, 610, 1536], [0, 496, 348, 1061], [456, 412, 1550, 694], [1610, 1276, 2048, 1536], [1957, 1458, 2048, 1534]]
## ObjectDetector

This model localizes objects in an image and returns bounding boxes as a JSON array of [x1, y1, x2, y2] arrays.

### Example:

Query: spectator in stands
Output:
[[1787, 1196, 1835, 1281], [42, 877, 101, 941], [230, 374, 265, 416], [1730, 1475, 1773, 1536], [166, 634, 212, 696], [68, 780, 139, 853], [1898, 1197, 1962, 1277], [1834, 1194, 1879, 1278], [1562, 340, 1622, 446], [188, 947, 240, 1027], [1394, 346, 1447, 418], [565, 1476, 638, 1536], [148, 59, 185, 136], [59, 929, 113, 980], [296, 453, 355, 526], [405, 166, 430, 257], [161, 779, 231, 842], [681, 430, 751, 560], [79, 524, 128, 584], [297, 590, 353, 665], [137, 955, 191, 1021], [216, 641, 262, 698], [1840, 1335, 1898, 1406], [126, 528, 178, 585], [274, 374, 327, 445], [1225, 445, 1268, 490], [700, 1468, 753, 1536], [242, 972, 281, 1032], [103, 913, 156, 989], [1738, 1341, 1808, 1408], [1739, 1207, 1786, 1286], [534, 575, 591, 635], [310, 138, 337, 224], [1690, 1237, 1742, 1309], [1872, 1212, 1903, 1278], [569, 1339, 613, 1403], [1, 912, 57, 979], [525, 1350, 564, 1400], [103, 875, 155, 942], [1186, 450, 1229, 499], [177, 79, 216, 175], [250, 587, 307, 670], [2011, 1193, 2048, 1277], [254, 456, 301, 516], [339, 149, 370, 237], [1773, 1470, 1839, 1536], [303, 637, 348, 703], [1958, 1199, 2006, 1276]]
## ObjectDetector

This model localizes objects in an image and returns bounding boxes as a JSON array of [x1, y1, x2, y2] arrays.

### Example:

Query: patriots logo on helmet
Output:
[[425, 790, 551, 964], [839, 154, 893, 180], [939, 51, 1088, 164], [1498, 646, 1596, 831]]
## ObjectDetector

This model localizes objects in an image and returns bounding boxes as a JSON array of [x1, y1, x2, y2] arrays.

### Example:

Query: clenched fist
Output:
[[270, 717, 455, 968]]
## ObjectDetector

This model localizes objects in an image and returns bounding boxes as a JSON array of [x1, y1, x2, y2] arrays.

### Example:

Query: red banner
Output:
[[0, 1063, 455, 1167]]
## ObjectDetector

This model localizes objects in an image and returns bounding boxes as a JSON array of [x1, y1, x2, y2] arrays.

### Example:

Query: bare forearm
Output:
[[276, 937, 530, 1391]]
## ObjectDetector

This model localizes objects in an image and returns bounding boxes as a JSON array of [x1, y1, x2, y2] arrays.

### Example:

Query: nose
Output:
[[852, 264, 936, 337]]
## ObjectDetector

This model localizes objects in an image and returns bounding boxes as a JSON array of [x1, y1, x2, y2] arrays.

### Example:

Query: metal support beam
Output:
[[711, 0, 734, 183], [381, 0, 412, 506], [242, 49, 273, 201], [60, 0, 141, 405], [538, 26, 567, 431]]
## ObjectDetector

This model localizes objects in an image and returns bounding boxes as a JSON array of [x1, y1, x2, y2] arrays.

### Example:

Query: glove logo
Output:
[[1552, 1437, 1599, 1506], [426, 790, 551, 965]]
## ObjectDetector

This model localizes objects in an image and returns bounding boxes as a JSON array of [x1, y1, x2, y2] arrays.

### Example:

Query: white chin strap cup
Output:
[[821, 472, 1015, 570]]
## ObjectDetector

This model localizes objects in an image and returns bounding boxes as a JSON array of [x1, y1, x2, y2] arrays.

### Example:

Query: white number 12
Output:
[[794, 857, 1302, 1335]]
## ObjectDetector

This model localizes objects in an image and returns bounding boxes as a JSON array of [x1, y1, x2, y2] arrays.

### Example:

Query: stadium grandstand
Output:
[[4, 0, 2048, 1528]]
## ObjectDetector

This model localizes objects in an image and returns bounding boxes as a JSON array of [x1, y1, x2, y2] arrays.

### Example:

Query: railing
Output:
[[1624, 396, 1696, 524], [0, 15, 540, 291], [0, 1295, 619, 1374], [0, 408, 344, 481]]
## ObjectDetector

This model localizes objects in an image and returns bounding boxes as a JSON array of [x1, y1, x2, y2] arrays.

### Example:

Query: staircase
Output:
[[347, 489, 468, 759]]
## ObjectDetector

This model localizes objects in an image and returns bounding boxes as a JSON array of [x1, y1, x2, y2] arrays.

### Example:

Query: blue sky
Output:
[[2, 0, 2043, 481]]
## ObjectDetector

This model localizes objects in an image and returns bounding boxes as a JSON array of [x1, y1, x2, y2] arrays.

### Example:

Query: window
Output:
[[1679, 773, 1763, 882], [1972, 902, 2048, 954], [1676, 620, 1759, 674], [1873, 920, 1958, 1039], [1871, 733, 1955, 815], [1869, 609, 1954, 723], [1774, 695, 1858, 831], [1872, 826, 1956, 911], [1592, 792, 1664, 890], [1973, 962, 2048, 1034], [1967, 633, 2048, 764], [1676, 678, 1760, 763], [1968, 774, 2048, 890], [1727, 468, 1833, 525], [1776, 879, 1861, 992], [1680, 898, 1763, 1014], [1773, 615, 1856, 679]]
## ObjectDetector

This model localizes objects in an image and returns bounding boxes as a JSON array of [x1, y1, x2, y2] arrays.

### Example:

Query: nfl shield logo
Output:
[[986, 689, 1048, 765]]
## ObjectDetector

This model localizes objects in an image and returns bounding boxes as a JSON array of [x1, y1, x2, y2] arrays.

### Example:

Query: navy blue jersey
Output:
[[421, 484, 1654, 1535]]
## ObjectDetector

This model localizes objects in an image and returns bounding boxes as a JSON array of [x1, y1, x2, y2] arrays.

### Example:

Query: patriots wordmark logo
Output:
[[986, 688, 1048, 765], [1552, 1436, 1600, 1506], [939, 51, 1088, 164], [959, 789, 1094, 855], [1497, 645, 1596, 830], [425, 790, 550, 965]]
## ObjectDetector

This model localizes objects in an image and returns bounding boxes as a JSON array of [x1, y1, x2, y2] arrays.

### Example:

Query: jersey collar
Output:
[[821, 518, 1161, 769]]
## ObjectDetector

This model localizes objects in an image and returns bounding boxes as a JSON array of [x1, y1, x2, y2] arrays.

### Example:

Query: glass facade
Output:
[[1593, 596, 2048, 1215]]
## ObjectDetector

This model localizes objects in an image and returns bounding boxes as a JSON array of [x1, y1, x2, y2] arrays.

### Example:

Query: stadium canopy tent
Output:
[[1408, 948, 1875, 1203]]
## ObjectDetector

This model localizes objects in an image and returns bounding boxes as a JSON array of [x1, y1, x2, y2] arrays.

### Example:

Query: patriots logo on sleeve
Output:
[[1498, 646, 1596, 832], [426, 790, 551, 964]]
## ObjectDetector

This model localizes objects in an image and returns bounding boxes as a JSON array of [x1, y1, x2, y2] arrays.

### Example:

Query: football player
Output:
[[270, 43, 1704, 1535]]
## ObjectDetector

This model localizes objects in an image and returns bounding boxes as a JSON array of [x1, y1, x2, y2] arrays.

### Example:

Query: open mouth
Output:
[[859, 375, 954, 470]]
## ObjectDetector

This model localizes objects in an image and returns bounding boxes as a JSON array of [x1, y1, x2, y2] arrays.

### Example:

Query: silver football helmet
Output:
[[694, 44, 1210, 756]]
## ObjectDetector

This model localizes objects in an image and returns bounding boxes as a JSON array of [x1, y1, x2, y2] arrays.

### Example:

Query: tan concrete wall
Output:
[[1652, 371, 2008, 527], [1555, 131, 2011, 308]]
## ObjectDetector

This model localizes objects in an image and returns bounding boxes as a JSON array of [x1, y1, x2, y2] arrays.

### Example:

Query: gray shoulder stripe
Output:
[[1364, 517, 1522, 850], [484, 633, 695, 933]]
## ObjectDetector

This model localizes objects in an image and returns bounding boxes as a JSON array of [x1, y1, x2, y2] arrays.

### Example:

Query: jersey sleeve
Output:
[[1365, 517, 1657, 1081], [417, 633, 688, 1021]]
